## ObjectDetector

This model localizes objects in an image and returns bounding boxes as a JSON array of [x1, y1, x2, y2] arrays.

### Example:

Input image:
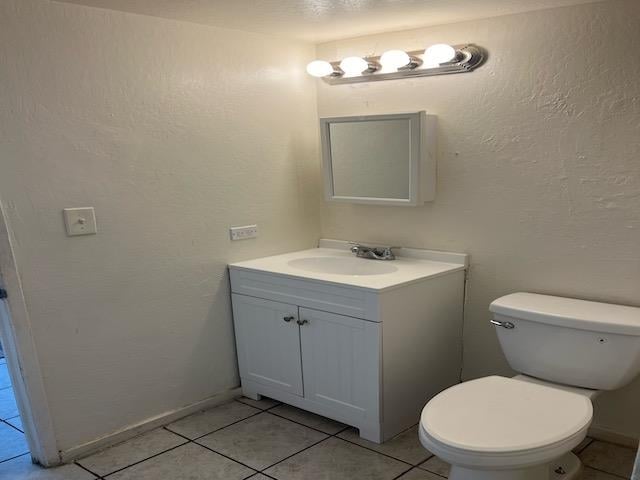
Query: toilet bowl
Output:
[[419, 376, 593, 479], [419, 292, 640, 480]]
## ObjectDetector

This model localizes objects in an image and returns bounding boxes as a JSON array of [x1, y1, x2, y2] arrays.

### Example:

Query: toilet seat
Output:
[[419, 376, 593, 469]]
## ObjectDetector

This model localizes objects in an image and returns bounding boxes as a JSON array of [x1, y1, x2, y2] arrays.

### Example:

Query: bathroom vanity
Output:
[[229, 239, 467, 443]]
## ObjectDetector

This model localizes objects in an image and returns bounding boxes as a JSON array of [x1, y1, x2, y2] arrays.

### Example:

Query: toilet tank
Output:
[[489, 293, 640, 390]]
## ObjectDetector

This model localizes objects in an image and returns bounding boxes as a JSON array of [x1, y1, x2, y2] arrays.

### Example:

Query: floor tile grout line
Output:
[[192, 415, 341, 475], [578, 439, 635, 479], [165, 425, 262, 475], [164, 408, 265, 441], [417, 468, 447, 479], [99, 440, 190, 478], [573, 437, 594, 454], [251, 473, 278, 480], [87, 403, 335, 478], [261, 409, 349, 439], [2, 395, 429, 477], [0, 451, 31, 465], [182, 403, 424, 474], [261, 400, 283, 410], [256, 419, 411, 475], [256, 434, 333, 474], [162, 426, 197, 443], [2, 417, 25, 433], [192, 439, 262, 473], [78, 439, 190, 478], [0, 452, 105, 480], [3, 452, 30, 461], [71, 433, 632, 480], [64, 399, 635, 480], [235, 398, 282, 411], [265, 409, 349, 436], [415, 455, 446, 474], [576, 439, 637, 476], [390, 465, 415, 480], [333, 433, 426, 467], [166, 404, 340, 444], [243, 473, 263, 480], [583, 465, 632, 480], [255, 411, 443, 475], [73, 460, 105, 479]]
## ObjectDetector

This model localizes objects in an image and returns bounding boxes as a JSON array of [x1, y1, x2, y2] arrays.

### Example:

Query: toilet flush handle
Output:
[[490, 319, 515, 329]]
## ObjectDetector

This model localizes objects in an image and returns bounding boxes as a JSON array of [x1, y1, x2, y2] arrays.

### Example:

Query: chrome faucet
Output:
[[349, 243, 399, 261]]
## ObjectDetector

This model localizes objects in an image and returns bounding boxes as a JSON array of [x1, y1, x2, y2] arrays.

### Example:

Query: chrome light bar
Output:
[[322, 44, 486, 85]]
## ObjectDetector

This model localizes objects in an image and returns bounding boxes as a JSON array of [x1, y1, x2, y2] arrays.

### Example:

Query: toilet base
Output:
[[449, 452, 582, 480], [550, 452, 582, 480]]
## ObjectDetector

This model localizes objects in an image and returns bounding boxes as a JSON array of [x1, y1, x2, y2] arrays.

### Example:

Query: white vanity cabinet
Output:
[[233, 295, 380, 434], [232, 296, 305, 396], [229, 240, 467, 443]]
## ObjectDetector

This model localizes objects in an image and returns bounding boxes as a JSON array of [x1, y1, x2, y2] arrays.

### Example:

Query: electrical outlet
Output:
[[230, 224, 258, 241]]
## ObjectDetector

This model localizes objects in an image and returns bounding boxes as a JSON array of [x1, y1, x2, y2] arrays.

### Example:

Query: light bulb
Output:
[[379, 50, 411, 70], [424, 44, 457, 66], [306, 60, 334, 77], [339, 56, 369, 76]]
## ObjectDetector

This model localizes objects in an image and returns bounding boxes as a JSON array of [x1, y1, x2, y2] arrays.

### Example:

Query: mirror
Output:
[[320, 112, 435, 206]]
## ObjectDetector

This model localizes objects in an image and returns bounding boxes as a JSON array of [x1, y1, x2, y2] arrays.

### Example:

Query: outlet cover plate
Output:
[[230, 224, 258, 241]]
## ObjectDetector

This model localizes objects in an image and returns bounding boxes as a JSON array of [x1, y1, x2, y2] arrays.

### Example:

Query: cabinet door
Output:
[[299, 307, 380, 420], [232, 294, 303, 396]]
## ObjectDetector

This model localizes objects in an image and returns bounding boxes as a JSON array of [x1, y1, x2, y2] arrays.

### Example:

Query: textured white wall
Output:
[[0, 0, 320, 451], [1, 0, 638, 455], [316, 0, 640, 438]]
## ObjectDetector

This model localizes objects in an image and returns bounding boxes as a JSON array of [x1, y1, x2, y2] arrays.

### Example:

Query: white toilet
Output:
[[419, 292, 640, 480]]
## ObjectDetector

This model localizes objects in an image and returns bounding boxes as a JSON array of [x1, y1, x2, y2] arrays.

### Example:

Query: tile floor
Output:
[[0, 395, 637, 479], [0, 356, 30, 472]]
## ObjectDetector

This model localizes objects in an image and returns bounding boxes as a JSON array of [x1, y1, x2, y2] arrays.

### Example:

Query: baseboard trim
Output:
[[588, 425, 639, 448], [59, 387, 242, 463]]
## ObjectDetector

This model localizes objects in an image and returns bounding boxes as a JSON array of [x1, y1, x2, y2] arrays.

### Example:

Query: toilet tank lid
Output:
[[490, 293, 640, 336]]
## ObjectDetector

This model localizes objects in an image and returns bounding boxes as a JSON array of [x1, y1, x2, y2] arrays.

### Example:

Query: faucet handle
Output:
[[348, 243, 400, 259], [378, 246, 400, 260], [349, 242, 398, 249]]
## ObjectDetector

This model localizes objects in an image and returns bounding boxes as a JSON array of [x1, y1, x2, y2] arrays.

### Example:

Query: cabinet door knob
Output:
[[283, 315, 295, 323], [296, 319, 309, 326]]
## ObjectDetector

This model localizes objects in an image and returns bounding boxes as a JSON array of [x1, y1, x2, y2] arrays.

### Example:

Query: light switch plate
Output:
[[63, 207, 97, 236], [230, 224, 258, 241]]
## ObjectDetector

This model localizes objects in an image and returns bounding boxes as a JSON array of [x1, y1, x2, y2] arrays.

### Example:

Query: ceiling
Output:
[[57, 0, 606, 43]]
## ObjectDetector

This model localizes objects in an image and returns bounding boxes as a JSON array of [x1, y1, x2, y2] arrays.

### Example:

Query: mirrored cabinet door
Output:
[[320, 111, 436, 206]]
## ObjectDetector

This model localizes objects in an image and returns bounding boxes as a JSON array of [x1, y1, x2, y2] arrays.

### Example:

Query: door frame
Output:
[[0, 201, 59, 466]]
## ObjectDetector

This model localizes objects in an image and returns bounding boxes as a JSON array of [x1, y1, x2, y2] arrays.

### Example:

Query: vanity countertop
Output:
[[228, 239, 467, 292]]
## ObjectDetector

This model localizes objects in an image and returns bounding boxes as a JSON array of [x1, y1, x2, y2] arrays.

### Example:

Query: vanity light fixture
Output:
[[379, 50, 423, 71], [306, 43, 486, 85], [380, 50, 411, 69], [306, 60, 341, 77], [424, 43, 457, 66], [339, 56, 379, 76]]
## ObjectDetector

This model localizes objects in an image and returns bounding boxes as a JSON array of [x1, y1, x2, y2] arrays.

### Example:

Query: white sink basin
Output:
[[229, 240, 468, 291], [287, 256, 398, 276]]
